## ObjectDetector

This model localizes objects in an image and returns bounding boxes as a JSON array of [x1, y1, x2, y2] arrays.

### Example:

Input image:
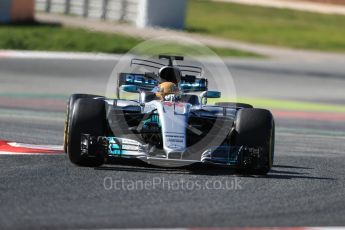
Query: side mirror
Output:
[[200, 91, 221, 98], [121, 85, 139, 93], [200, 91, 221, 105]]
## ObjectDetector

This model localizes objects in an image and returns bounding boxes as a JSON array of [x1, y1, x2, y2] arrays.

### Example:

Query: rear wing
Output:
[[118, 73, 158, 91], [180, 77, 208, 92], [118, 73, 208, 92]]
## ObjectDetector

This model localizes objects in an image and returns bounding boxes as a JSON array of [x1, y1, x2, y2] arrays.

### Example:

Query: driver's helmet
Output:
[[155, 82, 179, 101], [154, 66, 182, 100]]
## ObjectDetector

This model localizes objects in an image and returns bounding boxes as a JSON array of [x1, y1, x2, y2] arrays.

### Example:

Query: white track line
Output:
[[0, 50, 122, 61]]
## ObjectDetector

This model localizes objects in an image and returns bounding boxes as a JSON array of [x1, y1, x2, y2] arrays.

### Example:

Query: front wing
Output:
[[80, 134, 266, 169]]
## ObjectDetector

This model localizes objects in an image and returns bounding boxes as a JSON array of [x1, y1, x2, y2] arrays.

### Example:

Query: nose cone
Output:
[[153, 101, 191, 157]]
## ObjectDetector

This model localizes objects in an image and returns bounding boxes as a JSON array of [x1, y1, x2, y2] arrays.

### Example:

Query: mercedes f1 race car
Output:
[[63, 55, 275, 174]]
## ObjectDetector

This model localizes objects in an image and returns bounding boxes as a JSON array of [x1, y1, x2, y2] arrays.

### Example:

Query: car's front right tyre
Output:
[[67, 98, 106, 167], [63, 94, 104, 153]]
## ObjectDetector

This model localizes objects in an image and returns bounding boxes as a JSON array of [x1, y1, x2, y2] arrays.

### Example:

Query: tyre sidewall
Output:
[[234, 108, 275, 173], [68, 98, 106, 166], [64, 94, 104, 153]]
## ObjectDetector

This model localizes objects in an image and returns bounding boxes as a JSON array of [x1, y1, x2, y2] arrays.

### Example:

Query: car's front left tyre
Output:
[[215, 102, 253, 109], [233, 108, 275, 175]]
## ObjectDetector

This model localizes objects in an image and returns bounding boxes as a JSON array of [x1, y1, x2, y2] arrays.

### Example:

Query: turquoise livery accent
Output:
[[106, 137, 145, 157], [107, 137, 122, 155]]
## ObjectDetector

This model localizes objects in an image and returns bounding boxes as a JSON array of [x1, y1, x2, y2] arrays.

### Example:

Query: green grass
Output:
[[209, 97, 345, 113], [0, 23, 258, 57], [187, 0, 345, 51], [0, 24, 140, 53]]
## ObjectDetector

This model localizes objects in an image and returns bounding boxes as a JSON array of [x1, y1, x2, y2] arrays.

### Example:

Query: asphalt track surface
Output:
[[0, 55, 345, 228]]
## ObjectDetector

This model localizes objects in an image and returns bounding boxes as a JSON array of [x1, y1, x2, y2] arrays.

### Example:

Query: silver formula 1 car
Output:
[[64, 55, 275, 174]]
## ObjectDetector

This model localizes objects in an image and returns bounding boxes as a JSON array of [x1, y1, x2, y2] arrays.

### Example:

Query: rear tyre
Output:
[[234, 108, 275, 175], [67, 98, 106, 167], [63, 94, 104, 153], [216, 102, 253, 109]]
